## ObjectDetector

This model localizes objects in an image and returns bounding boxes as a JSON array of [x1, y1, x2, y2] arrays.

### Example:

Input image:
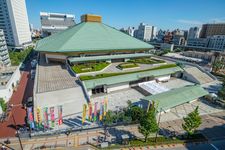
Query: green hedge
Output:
[[80, 64, 177, 81], [118, 62, 139, 69], [71, 62, 110, 73], [128, 57, 165, 64]]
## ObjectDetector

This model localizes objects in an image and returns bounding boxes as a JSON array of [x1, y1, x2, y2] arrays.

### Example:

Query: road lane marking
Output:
[[210, 144, 219, 150]]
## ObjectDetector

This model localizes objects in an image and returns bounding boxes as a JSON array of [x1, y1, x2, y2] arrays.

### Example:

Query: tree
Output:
[[138, 104, 158, 142], [218, 77, 225, 100], [0, 98, 7, 112], [182, 106, 202, 137], [212, 60, 223, 73], [102, 110, 114, 126]]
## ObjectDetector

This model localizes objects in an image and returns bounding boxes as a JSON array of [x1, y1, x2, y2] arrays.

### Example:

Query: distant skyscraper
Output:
[[135, 23, 153, 41], [188, 27, 200, 39], [200, 23, 225, 38], [127, 27, 135, 37], [0, 29, 11, 67], [152, 26, 157, 39], [40, 12, 75, 37], [0, 0, 32, 49]]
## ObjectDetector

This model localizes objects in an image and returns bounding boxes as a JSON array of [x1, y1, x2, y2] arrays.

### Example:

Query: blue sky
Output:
[[26, 0, 225, 30]]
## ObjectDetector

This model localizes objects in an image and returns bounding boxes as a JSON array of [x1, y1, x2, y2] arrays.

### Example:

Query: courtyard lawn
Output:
[[128, 57, 165, 64], [71, 62, 110, 73], [79, 64, 177, 80], [118, 62, 139, 70]]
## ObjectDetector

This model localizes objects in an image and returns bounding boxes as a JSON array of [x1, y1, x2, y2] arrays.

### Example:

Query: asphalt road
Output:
[[162, 139, 225, 150]]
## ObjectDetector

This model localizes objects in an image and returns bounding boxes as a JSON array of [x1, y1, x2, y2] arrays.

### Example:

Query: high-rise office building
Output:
[[135, 23, 153, 41], [40, 12, 75, 37], [0, 0, 32, 49], [0, 29, 11, 67], [188, 27, 201, 39], [200, 23, 225, 38]]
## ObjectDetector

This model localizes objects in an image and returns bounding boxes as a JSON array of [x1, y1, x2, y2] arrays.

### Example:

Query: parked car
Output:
[[26, 97, 33, 107], [31, 69, 36, 80], [31, 59, 37, 68]]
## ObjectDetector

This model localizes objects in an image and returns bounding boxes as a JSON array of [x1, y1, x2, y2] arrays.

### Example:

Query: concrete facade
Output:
[[208, 35, 225, 51], [40, 12, 75, 37], [0, 0, 32, 49], [0, 66, 21, 102], [0, 29, 11, 67]]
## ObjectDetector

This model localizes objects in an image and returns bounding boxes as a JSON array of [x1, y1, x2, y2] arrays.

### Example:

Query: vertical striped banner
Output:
[[58, 105, 63, 125], [27, 107, 35, 129], [104, 98, 108, 116], [88, 103, 92, 121], [82, 104, 87, 125], [50, 107, 55, 128], [94, 102, 98, 122], [36, 107, 42, 128], [99, 102, 103, 121], [44, 107, 49, 128]]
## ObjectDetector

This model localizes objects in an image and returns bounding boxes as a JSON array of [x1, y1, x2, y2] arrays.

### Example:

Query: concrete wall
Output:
[[0, 66, 21, 102], [182, 71, 200, 84], [106, 82, 130, 93], [34, 87, 87, 121]]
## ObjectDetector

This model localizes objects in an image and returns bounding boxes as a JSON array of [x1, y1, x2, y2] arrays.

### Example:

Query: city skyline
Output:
[[27, 0, 225, 30]]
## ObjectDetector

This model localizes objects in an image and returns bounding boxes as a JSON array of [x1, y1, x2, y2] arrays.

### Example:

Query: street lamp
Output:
[[155, 107, 166, 143], [10, 104, 24, 150]]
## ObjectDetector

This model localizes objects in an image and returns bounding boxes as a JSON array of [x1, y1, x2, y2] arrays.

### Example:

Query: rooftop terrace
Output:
[[36, 55, 79, 93]]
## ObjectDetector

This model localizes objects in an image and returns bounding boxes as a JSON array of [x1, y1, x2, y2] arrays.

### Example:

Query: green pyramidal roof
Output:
[[35, 22, 153, 52]]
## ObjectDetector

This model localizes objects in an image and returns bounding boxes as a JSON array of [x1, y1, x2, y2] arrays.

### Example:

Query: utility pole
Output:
[[10, 105, 23, 150], [11, 113, 23, 150]]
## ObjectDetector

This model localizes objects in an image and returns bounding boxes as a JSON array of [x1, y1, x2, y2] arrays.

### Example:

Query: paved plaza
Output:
[[36, 54, 79, 93], [91, 88, 145, 111], [159, 78, 194, 90]]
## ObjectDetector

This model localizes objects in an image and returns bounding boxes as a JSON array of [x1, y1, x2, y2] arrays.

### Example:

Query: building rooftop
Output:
[[68, 53, 152, 63], [142, 85, 209, 111], [36, 55, 79, 93], [83, 66, 182, 89], [35, 21, 153, 52]]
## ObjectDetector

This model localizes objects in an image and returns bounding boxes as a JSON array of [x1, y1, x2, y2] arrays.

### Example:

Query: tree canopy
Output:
[[138, 103, 158, 142], [182, 106, 202, 136]]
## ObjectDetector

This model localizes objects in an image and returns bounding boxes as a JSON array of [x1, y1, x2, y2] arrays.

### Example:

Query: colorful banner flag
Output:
[[88, 103, 92, 121], [104, 98, 108, 116], [58, 105, 63, 125], [50, 107, 55, 128], [99, 102, 103, 121], [43, 107, 49, 128], [94, 102, 98, 122], [82, 104, 87, 124], [27, 107, 35, 129], [36, 107, 42, 126]]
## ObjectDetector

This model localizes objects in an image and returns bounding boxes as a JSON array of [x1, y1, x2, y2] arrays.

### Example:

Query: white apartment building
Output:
[[0, 29, 10, 67], [40, 12, 75, 37], [188, 27, 201, 39], [0, 66, 21, 102], [208, 35, 225, 51], [0, 0, 32, 49]]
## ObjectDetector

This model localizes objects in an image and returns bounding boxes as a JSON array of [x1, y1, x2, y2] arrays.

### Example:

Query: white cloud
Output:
[[177, 19, 203, 25], [209, 17, 225, 23]]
